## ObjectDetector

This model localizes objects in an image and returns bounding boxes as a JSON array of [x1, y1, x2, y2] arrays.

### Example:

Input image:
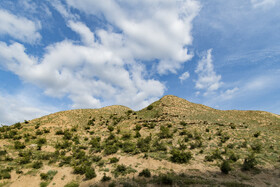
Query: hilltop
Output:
[[0, 95, 279, 187]]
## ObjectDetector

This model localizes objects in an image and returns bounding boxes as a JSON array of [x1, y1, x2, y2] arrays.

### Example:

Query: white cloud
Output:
[[179, 71, 190, 82], [0, 91, 56, 125], [68, 21, 95, 46], [195, 49, 222, 94], [0, 9, 41, 43], [65, 0, 200, 74], [0, 31, 165, 110], [49, 0, 77, 20], [251, 0, 277, 8]]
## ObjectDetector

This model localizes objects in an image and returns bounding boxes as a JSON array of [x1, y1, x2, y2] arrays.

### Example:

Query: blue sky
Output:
[[0, 0, 280, 125]]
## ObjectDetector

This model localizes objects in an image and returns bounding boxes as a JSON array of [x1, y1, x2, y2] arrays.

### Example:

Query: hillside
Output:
[[0, 95, 280, 187]]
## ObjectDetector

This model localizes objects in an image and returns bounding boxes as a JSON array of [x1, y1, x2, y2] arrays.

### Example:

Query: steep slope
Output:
[[0, 95, 279, 187]]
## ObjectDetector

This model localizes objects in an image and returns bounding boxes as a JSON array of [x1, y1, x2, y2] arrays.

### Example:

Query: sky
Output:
[[0, 0, 280, 125]]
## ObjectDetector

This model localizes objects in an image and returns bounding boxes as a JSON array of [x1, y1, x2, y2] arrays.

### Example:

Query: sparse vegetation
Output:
[[0, 95, 279, 186]]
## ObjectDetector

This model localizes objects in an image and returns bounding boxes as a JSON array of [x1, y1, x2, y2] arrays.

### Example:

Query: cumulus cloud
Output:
[[0, 9, 41, 43], [0, 91, 56, 125], [179, 71, 190, 82], [0, 27, 165, 110], [65, 0, 200, 74], [195, 49, 222, 94]]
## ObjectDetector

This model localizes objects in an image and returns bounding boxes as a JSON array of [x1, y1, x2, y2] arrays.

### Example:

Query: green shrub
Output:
[[180, 121, 187, 126], [40, 173, 48, 180], [32, 161, 43, 169], [55, 129, 64, 135], [122, 132, 132, 140], [73, 165, 86, 175], [135, 131, 141, 138], [87, 119, 95, 126], [40, 182, 48, 187], [230, 123, 236, 129], [0, 150, 7, 156], [63, 130, 72, 140], [109, 157, 119, 163], [101, 173, 111, 182], [251, 142, 262, 153], [122, 142, 136, 153], [109, 182, 116, 187], [14, 141, 25, 149], [0, 172, 11, 179], [220, 160, 231, 174], [158, 126, 172, 139], [139, 169, 151, 178], [254, 131, 260, 138], [36, 130, 43, 135], [14, 122, 22, 129], [204, 155, 214, 162], [151, 139, 167, 152], [108, 126, 114, 132], [170, 149, 192, 163], [157, 173, 173, 185], [64, 181, 79, 187], [242, 153, 257, 171], [229, 152, 239, 162], [137, 137, 151, 152], [147, 105, 153, 110], [92, 155, 102, 162], [104, 145, 118, 155], [135, 124, 142, 131], [85, 167, 96, 180], [37, 138, 47, 145]]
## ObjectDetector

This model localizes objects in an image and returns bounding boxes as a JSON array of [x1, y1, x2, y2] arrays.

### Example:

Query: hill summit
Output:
[[0, 95, 279, 187]]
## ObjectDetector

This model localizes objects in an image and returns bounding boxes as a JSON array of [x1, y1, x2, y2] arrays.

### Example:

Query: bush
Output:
[[170, 149, 192, 163], [55, 129, 64, 135], [251, 142, 262, 153], [139, 169, 151, 178], [0, 172, 11, 179], [85, 167, 96, 180], [14, 122, 22, 129], [109, 157, 119, 163], [147, 105, 153, 110], [87, 119, 95, 126], [92, 155, 102, 162], [32, 161, 43, 169], [158, 126, 172, 139], [220, 160, 231, 174], [229, 152, 239, 162], [122, 142, 136, 153], [135, 124, 142, 131], [137, 137, 151, 152], [101, 173, 111, 182], [73, 165, 86, 175], [64, 181, 79, 187], [122, 132, 131, 140], [37, 138, 47, 145], [254, 131, 261, 138], [135, 131, 141, 138], [36, 130, 43, 135], [14, 141, 25, 149], [157, 173, 173, 185], [108, 126, 114, 132], [242, 153, 257, 171], [104, 145, 118, 155], [63, 130, 72, 140], [180, 121, 187, 126]]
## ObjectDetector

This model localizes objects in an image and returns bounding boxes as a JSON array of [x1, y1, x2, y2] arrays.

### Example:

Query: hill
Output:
[[0, 95, 279, 187]]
